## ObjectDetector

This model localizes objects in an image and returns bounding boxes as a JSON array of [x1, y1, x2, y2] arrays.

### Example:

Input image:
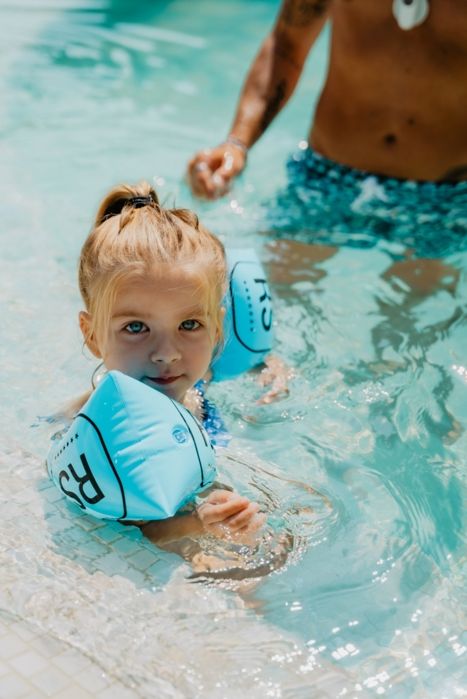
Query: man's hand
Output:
[[196, 489, 265, 539], [187, 142, 247, 199]]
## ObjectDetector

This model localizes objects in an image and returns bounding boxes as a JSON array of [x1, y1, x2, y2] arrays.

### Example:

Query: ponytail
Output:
[[94, 182, 160, 229]]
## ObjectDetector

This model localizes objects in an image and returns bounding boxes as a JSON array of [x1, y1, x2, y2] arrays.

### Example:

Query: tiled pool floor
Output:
[[0, 610, 140, 699]]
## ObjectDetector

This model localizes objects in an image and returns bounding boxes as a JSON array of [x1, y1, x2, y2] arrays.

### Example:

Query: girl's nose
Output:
[[149, 341, 181, 364]]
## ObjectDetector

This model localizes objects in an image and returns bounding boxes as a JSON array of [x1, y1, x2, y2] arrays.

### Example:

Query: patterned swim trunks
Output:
[[267, 147, 467, 257]]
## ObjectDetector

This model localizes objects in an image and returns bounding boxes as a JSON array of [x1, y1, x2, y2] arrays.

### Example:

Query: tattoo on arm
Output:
[[259, 79, 287, 135], [275, 33, 303, 71], [282, 0, 331, 26]]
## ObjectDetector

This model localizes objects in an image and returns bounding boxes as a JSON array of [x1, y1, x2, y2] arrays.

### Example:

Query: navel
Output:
[[383, 133, 397, 147]]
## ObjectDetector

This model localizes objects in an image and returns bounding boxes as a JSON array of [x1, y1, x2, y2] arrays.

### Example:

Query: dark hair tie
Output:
[[101, 193, 156, 223], [129, 195, 152, 208]]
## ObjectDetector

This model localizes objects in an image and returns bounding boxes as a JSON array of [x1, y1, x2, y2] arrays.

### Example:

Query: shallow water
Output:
[[1, 1, 466, 697]]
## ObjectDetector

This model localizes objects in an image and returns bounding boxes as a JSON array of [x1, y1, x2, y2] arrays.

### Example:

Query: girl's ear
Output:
[[79, 311, 102, 358]]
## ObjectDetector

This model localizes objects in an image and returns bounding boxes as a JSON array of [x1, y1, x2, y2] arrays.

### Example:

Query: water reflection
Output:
[[223, 237, 467, 696]]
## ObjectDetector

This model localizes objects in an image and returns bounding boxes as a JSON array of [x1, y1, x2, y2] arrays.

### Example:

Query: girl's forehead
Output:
[[113, 265, 210, 310], [119, 265, 206, 294]]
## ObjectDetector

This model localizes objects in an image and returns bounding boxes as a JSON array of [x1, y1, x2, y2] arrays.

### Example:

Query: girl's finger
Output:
[[235, 512, 267, 534], [223, 502, 261, 531], [204, 489, 237, 504], [198, 497, 250, 524]]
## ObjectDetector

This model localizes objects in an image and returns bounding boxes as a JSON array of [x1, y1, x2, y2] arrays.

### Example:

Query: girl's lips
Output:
[[147, 375, 181, 385]]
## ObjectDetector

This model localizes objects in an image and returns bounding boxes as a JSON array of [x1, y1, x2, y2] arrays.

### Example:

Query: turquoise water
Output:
[[1, 1, 466, 697]]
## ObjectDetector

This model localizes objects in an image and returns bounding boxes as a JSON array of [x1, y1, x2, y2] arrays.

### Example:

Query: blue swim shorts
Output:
[[267, 147, 467, 257]]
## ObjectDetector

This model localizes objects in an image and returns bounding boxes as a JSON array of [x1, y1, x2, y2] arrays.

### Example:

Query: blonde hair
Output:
[[79, 181, 227, 352]]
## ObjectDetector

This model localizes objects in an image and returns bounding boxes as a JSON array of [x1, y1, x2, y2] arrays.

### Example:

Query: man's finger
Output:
[[188, 167, 219, 199]]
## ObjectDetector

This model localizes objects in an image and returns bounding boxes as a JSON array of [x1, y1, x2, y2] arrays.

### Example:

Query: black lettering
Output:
[[58, 453, 105, 507], [254, 278, 272, 303], [59, 470, 85, 509], [261, 308, 273, 332], [254, 278, 273, 331]]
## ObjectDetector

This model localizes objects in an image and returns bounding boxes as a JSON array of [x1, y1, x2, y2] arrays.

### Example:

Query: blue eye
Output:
[[180, 319, 200, 331], [125, 321, 147, 334]]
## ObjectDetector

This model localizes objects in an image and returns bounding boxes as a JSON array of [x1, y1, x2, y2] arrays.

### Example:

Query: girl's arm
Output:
[[139, 511, 204, 544], [256, 354, 296, 404], [139, 489, 265, 546], [203, 357, 294, 405]]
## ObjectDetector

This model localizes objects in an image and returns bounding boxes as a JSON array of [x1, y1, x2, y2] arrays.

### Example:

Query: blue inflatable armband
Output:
[[46, 371, 217, 521], [211, 248, 273, 381]]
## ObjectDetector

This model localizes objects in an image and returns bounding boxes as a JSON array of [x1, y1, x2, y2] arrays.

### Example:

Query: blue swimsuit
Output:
[[195, 382, 231, 449]]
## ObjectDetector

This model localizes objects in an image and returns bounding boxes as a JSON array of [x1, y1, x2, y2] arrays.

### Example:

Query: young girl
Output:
[[72, 181, 267, 546]]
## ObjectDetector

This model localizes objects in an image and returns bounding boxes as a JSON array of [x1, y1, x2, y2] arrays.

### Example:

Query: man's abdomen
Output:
[[310, 8, 467, 181]]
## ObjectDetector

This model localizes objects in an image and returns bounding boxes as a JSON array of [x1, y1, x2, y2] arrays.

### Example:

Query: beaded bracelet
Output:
[[225, 135, 248, 159]]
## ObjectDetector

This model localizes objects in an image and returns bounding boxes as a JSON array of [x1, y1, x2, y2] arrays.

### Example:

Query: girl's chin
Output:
[[143, 379, 185, 402]]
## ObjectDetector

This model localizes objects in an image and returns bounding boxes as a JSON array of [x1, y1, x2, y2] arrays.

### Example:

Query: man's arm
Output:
[[230, 0, 331, 148], [187, 0, 332, 199]]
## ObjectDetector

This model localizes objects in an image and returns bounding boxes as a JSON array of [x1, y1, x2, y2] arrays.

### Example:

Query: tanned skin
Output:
[[187, 0, 467, 198]]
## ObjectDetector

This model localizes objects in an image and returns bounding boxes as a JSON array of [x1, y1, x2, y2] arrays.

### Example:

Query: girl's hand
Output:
[[196, 489, 265, 540], [257, 355, 296, 405]]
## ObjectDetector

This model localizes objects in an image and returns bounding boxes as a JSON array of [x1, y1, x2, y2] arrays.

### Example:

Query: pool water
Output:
[[0, 1, 466, 697]]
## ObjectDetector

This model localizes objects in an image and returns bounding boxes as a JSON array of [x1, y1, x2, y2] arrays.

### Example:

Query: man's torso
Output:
[[310, 0, 467, 180]]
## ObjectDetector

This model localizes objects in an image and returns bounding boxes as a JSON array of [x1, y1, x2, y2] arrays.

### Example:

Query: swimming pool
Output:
[[1, 1, 466, 697]]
